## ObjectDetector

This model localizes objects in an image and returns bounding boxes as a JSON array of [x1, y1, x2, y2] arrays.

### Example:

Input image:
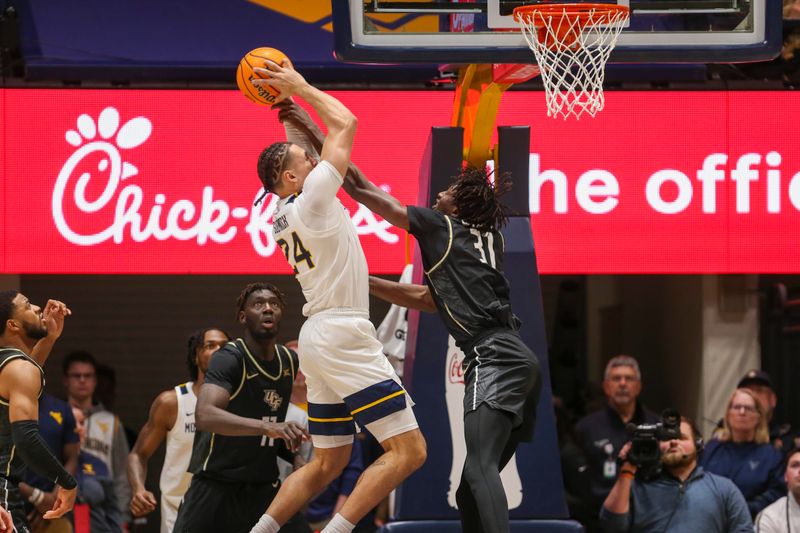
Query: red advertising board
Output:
[[2, 89, 799, 274]]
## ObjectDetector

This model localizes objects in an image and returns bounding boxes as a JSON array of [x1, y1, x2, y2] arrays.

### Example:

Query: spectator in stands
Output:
[[73, 406, 123, 533], [785, 0, 800, 19], [63, 351, 131, 530], [574, 355, 659, 517], [738, 369, 796, 451], [600, 416, 752, 533], [756, 447, 800, 532], [95, 363, 138, 448], [702, 388, 785, 517], [19, 392, 79, 533]]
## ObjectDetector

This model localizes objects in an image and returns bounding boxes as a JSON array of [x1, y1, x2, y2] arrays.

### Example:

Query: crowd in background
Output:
[[31, 342, 800, 532], [558, 355, 799, 532]]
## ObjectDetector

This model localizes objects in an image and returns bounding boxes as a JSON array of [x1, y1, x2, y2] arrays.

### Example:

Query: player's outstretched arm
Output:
[[254, 61, 356, 178], [369, 276, 436, 313], [343, 165, 410, 230], [127, 390, 176, 517], [274, 98, 324, 157]]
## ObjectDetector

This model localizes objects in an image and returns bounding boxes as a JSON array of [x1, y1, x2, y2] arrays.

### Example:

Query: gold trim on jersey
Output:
[[239, 340, 283, 381], [230, 363, 247, 401], [284, 345, 296, 381], [425, 215, 453, 275], [202, 434, 216, 471], [0, 349, 45, 403], [350, 390, 406, 415], [5, 445, 15, 477]]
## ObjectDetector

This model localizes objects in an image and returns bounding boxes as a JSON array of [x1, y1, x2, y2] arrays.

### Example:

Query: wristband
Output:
[[28, 487, 45, 505], [619, 469, 636, 479]]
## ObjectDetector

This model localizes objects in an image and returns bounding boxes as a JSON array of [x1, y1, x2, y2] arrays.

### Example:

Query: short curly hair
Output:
[[256, 142, 292, 195], [236, 282, 286, 317]]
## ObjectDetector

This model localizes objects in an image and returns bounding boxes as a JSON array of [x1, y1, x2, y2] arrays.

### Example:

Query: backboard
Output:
[[333, 0, 782, 64]]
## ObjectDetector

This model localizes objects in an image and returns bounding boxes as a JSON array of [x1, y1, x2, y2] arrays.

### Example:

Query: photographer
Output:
[[600, 416, 752, 533], [574, 355, 659, 517]]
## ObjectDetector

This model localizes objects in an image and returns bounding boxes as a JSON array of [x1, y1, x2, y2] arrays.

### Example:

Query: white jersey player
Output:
[[127, 328, 229, 532], [248, 62, 427, 533]]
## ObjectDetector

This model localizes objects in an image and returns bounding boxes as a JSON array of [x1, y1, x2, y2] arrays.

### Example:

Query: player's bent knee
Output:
[[312, 446, 352, 483], [455, 479, 473, 505], [462, 459, 487, 485], [384, 429, 427, 473]]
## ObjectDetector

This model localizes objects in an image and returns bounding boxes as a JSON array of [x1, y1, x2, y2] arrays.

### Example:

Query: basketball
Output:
[[236, 47, 291, 106]]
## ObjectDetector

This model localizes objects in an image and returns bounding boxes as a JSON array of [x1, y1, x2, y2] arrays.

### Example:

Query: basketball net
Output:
[[514, 4, 629, 120]]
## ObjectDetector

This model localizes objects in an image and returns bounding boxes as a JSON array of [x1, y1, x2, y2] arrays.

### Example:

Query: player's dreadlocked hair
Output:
[[256, 142, 292, 195], [186, 327, 230, 379], [451, 165, 512, 232], [236, 282, 286, 317]]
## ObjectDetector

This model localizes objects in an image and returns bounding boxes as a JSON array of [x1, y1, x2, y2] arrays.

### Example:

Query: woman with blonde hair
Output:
[[701, 388, 785, 517]]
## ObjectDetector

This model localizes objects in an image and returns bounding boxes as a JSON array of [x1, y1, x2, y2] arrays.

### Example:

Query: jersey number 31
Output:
[[470, 228, 497, 268]]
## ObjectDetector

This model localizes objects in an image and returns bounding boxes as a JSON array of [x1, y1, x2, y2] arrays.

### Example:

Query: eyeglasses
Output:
[[608, 375, 639, 383], [67, 372, 95, 381], [730, 404, 757, 413]]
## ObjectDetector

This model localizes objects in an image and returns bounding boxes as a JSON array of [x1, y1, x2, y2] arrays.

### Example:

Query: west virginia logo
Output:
[[49, 411, 63, 425]]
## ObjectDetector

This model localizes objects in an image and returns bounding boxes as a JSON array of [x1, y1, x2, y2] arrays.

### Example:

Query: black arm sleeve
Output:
[[11, 420, 77, 489]]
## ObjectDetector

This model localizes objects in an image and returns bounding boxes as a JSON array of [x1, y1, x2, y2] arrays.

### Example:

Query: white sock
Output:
[[321, 513, 356, 533], [249, 514, 280, 533]]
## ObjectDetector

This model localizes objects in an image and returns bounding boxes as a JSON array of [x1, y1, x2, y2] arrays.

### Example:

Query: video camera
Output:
[[625, 409, 681, 473]]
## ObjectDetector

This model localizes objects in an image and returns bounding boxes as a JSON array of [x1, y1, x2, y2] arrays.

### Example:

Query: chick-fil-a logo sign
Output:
[[51, 107, 397, 257]]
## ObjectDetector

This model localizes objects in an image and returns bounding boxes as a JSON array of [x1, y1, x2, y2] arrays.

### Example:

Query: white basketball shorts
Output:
[[298, 308, 418, 448]]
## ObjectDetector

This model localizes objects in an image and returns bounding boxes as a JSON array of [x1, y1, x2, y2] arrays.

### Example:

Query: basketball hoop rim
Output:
[[513, 3, 630, 26]]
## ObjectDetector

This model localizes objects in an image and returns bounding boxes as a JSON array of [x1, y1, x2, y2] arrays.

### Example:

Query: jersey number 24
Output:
[[277, 232, 315, 274]]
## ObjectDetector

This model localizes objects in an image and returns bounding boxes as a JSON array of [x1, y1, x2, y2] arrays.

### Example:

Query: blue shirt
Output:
[[599, 466, 754, 533], [701, 438, 785, 517], [25, 394, 79, 491]]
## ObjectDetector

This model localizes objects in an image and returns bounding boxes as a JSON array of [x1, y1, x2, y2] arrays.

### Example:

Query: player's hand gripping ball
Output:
[[236, 47, 292, 106]]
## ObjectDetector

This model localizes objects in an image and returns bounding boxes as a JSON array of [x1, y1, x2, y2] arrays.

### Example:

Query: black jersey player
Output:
[[0, 291, 76, 532], [365, 170, 540, 533], [172, 283, 308, 533], [364, 170, 541, 533]]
